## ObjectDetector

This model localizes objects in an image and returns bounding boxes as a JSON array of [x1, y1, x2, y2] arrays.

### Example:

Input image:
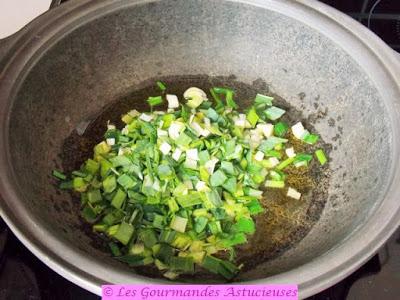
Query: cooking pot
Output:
[[1, 0, 400, 298]]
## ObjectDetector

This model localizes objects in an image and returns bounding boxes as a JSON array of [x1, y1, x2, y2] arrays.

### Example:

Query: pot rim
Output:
[[1, 0, 400, 298]]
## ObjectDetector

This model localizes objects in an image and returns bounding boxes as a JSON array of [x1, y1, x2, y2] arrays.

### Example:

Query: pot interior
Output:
[[6, 0, 391, 282]]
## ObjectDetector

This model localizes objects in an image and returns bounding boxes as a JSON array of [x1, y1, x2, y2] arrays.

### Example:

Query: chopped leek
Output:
[[315, 149, 328, 165], [156, 81, 167, 91], [55, 84, 326, 281]]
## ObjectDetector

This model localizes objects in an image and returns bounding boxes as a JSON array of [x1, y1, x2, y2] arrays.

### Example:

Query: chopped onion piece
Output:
[[196, 181, 210, 192], [291, 122, 306, 139], [205, 158, 219, 174], [139, 113, 153, 122], [257, 123, 274, 138], [153, 179, 161, 191], [186, 149, 199, 161], [106, 138, 115, 146], [121, 126, 129, 135], [166, 94, 179, 109], [201, 128, 211, 137], [287, 187, 301, 200], [184, 158, 198, 169], [190, 121, 203, 136], [203, 117, 211, 127], [234, 119, 246, 127], [128, 109, 140, 117], [172, 148, 182, 161], [254, 151, 265, 161], [157, 129, 168, 137], [268, 157, 280, 167], [294, 160, 308, 168], [168, 122, 185, 140], [285, 147, 296, 158], [184, 87, 207, 108], [159, 142, 172, 155], [184, 180, 194, 190]]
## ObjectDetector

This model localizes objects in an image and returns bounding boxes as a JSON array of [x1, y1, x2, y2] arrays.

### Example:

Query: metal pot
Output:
[[1, 0, 400, 298]]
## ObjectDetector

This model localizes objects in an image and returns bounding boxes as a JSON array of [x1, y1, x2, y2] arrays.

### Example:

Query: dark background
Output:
[[1, 0, 399, 299]]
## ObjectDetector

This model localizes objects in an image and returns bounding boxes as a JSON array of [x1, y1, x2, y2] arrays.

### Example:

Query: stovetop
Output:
[[1, 1, 399, 299]]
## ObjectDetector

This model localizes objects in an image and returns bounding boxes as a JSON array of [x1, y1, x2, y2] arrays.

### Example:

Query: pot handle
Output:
[[0, 0, 62, 69]]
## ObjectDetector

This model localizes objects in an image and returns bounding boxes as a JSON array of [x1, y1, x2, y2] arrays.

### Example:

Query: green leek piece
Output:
[[175, 132, 192, 147], [147, 96, 163, 107], [94, 141, 111, 155], [73, 177, 87, 192], [109, 242, 122, 256], [259, 137, 288, 152], [156, 81, 166, 91], [265, 180, 285, 188], [199, 150, 211, 165], [102, 209, 125, 226], [265, 150, 282, 159], [225, 89, 238, 109], [222, 177, 237, 194], [170, 215, 188, 233], [117, 255, 153, 266], [254, 94, 273, 106], [170, 256, 194, 273], [159, 230, 177, 244], [111, 188, 127, 209], [59, 180, 73, 190], [100, 159, 113, 178], [206, 107, 219, 121], [140, 229, 158, 248], [265, 106, 286, 121], [87, 189, 102, 204], [155, 243, 174, 263], [153, 214, 165, 229], [81, 204, 97, 223], [274, 122, 289, 137], [218, 260, 239, 280], [220, 233, 247, 247], [246, 107, 259, 127], [85, 159, 100, 174], [221, 161, 235, 175], [113, 222, 134, 245], [208, 221, 222, 234], [157, 164, 173, 180], [117, 174, 136, 189], [162, 113, 175, 128], [205, 190, 223, 207], [210, 88, 224, 110], [110, 156, 131, 168], [201, 255, 220, 274], [194, 216, 208, 233], [176, 193, 203, 208], [315, 149, 328, 165], [277, 157, 295, 170], [247, 199, 264, 215], [103, 175, 117, 193], [55, 83, 326, 280], [167, 198, 179, 213], [303, 133, 319, 145], [72, 170, 86, 178], [52, 170, 66, 180], [232, 217, 255, 234], [210, 170, 227, 187], [293, 153, 313, 166], [171, 232, 192, 249], [211, 208, 227, 220]]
